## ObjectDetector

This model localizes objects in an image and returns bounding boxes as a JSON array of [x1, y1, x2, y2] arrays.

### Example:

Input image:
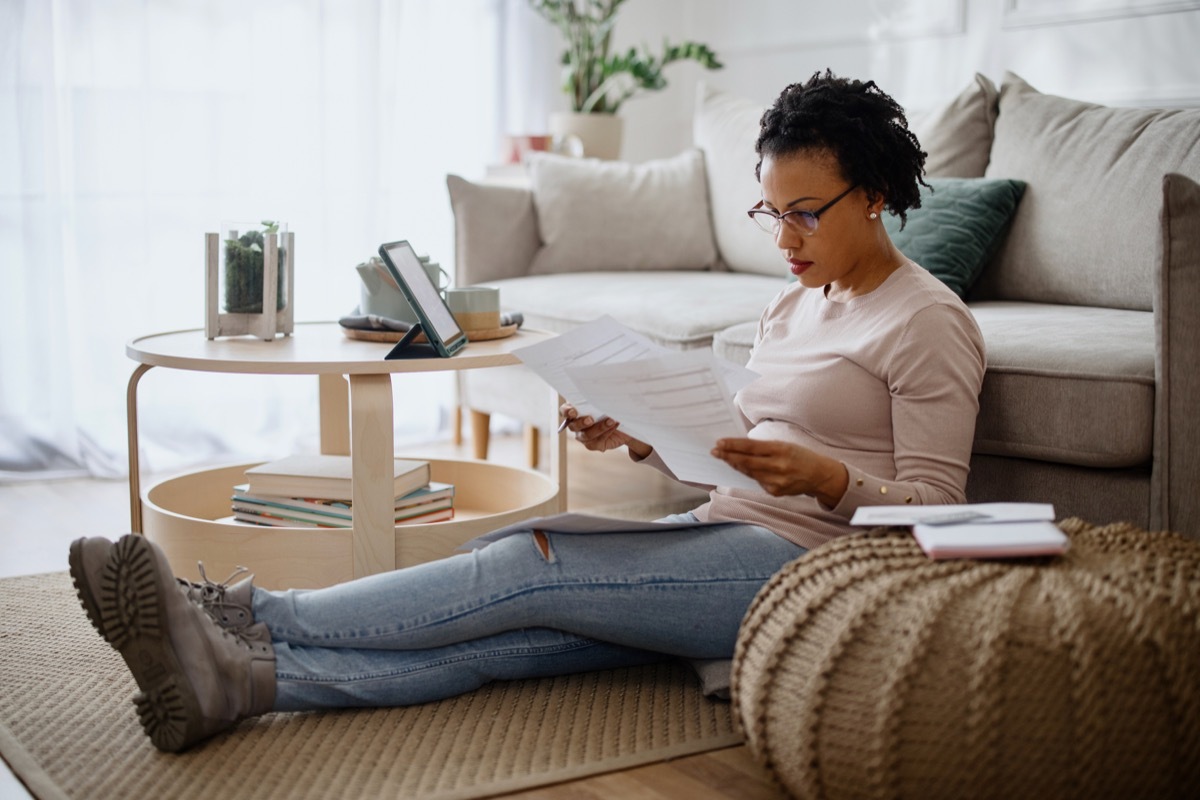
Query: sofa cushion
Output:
[[910, 72, 1000, 179], [978, 72, 1200, 310], [693, 84, 780, 277], [716, 302, 1155, 469], [487, 272, 784, 349], [526, 149, 718, 275], [446, 175, 540, 285], [712, 320, 757, 366], [883, 178, 1026, 298], [971, 301, 1154, 468]]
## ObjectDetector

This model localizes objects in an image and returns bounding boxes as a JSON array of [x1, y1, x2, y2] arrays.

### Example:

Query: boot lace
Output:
[[179, 562, 253, 633]]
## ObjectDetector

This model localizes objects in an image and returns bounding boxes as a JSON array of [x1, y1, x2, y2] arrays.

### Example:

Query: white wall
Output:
[[597, 0, 1200, 163]]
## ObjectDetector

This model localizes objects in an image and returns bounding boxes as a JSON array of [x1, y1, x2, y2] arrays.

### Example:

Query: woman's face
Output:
[[758, 150, 874, 292]]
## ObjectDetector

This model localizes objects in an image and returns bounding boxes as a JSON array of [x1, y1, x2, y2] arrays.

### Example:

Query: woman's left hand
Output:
[[712, 437, 848, 507]]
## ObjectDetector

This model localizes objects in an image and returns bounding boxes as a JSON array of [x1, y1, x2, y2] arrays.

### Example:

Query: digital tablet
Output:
[[377, 240, 467, 358]]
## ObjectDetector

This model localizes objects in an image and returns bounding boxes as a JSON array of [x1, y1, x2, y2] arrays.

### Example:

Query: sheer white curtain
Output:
[[1, 0, 549, 480]]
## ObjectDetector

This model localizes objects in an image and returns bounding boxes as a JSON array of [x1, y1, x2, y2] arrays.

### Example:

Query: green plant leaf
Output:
[[528, 0, 718, 114]]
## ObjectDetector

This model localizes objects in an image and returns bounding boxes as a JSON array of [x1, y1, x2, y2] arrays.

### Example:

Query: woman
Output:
[[69, 70, 985, 753]]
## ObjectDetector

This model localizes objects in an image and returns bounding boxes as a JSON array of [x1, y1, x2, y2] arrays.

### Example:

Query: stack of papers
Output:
[[512, 316, 761, 490], [850, 503, 1067, 560]]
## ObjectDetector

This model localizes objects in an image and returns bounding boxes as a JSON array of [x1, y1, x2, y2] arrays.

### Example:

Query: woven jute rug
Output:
[[0, 572, 740, 800]]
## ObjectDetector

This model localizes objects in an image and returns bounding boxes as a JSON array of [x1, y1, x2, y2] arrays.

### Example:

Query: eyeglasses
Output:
[[746, 184, 858, 237]]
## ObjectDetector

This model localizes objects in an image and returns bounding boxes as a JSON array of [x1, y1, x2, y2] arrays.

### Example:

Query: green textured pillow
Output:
[[884, 177, 1026, 298]]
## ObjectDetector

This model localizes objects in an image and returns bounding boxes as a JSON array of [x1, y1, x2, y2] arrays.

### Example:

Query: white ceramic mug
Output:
[[444, 286, 501, 331]]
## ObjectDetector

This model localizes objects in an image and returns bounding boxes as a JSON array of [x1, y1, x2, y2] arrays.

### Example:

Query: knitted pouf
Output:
[[732, 519, 1200, 800]]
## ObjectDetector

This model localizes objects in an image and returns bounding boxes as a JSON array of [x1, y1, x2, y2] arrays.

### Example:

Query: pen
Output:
[[558, 413, 608, 433]]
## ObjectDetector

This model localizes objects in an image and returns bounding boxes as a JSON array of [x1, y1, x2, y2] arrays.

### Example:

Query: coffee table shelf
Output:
[[143, 459, 558, 589]]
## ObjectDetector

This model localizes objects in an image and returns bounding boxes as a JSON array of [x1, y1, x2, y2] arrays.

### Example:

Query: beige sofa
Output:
[[447, 72, 1200, 538]]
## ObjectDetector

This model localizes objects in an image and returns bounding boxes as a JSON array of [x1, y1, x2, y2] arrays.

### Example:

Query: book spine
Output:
[[233, 505, 352, 528], [233, 511, 342, 529], [234, 483, 455, 514], [234, 498, 454, 527], [396, 508, 455, 526]]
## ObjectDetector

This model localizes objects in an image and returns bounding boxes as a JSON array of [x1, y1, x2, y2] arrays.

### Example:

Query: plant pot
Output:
[[549, 111, 623, 160]]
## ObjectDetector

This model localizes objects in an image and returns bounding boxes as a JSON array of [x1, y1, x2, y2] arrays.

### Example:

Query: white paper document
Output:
[[512, 316, 664, 417], [511, 316, 758, 418], [565, 349, 762, 490], [512, 316, 761, 490], [912, 520, 1069, 560], [457, 512, 731, 551], [850, 502, 1056, 528]]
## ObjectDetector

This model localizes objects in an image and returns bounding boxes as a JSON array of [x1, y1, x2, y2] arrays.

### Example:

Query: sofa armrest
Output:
[[1152, 173, 1200, 538], [446, 174, 540, 285]]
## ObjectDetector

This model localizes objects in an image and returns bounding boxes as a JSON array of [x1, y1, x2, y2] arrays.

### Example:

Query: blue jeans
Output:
[[254, 514, 806, 711]]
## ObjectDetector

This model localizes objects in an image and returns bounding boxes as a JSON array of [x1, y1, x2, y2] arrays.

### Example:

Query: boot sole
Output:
[[69, 536, 204, 752]]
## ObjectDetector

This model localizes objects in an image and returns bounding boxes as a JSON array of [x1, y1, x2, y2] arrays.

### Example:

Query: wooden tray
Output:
[[341, 323, 519, 344]]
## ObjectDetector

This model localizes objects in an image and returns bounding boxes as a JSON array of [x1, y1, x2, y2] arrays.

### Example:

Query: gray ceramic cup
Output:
[[444, 286, 501, 331]]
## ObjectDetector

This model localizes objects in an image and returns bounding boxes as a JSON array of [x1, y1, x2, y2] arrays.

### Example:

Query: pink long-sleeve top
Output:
[[642, 261, 987, 551]]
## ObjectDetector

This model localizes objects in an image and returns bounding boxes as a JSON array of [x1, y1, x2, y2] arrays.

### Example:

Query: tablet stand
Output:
[[384, 323, 442, 359]]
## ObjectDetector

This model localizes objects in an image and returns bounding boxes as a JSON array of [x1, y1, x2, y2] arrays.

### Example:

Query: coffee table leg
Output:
[[348, 373, 397, 578], [318, 373, 350, 456], [126, 364, 154, 533]]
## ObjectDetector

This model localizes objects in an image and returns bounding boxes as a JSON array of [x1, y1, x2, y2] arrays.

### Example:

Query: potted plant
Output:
[[528, 0, 722, 159], [223, 220, 288, 314]]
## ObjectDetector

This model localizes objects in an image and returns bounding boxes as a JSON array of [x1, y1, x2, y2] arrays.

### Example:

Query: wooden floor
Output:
[[0, 430, 785, 800]]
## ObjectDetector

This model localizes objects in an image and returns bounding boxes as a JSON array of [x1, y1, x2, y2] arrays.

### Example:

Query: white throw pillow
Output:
[[692, 84, 780, 276], [527, 149, 719, 274]]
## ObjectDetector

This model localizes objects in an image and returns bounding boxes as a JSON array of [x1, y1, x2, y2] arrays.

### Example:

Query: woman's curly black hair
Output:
[[756, 69, 928, 228]]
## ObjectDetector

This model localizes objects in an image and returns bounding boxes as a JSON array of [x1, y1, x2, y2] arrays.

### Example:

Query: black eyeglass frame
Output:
[[747, 184, 859, 236]]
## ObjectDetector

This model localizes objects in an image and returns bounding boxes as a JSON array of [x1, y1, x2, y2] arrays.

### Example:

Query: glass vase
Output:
[[220, 220, 288, 314]]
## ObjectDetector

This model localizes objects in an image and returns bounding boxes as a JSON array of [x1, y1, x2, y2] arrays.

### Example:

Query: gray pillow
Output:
[[911, 73, 1000, 179], [980, 72, 1200, 310], [446, 175, 540, 285], [883, 177, 1026, 299]]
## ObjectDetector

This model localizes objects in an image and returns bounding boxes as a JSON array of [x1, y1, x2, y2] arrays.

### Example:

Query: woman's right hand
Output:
[[559, 403, 652, 459]]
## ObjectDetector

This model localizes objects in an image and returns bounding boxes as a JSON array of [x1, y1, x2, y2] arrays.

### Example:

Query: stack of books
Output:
[[230, 454, 455, 529]]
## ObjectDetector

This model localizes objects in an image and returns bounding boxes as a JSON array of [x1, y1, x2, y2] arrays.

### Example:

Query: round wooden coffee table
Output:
[[125, 322, 565, 588]]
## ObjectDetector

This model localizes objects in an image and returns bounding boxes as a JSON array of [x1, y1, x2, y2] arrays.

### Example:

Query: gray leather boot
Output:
[[68, 534, 275, 753]]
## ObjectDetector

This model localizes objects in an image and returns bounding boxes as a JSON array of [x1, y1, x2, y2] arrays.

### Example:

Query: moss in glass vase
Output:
[[224, 220, 287, 313]]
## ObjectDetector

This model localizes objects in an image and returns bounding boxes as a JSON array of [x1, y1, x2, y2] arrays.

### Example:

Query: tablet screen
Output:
[[378, 241, 465, 354]]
